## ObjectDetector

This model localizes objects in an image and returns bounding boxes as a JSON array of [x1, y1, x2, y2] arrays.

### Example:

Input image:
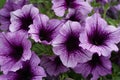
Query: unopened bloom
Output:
[[79, 13, 120, 56], [0, 0, 28, 31], [40, 55, 69, 76], [28, 14, 62, 45], [0, 31, 32, 74], [106, 7, 119, 19], [73, 53, 112, 80], [0, 53, 46, 80], [52, 21, 93, 68], [9, 4, 39, 32], [52, 0, 92, 17]]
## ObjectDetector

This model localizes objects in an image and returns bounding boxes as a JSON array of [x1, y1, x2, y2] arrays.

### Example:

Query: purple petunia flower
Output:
[[73, 53, 112, 80], [0, 31, 32, 74], [52, 21, 93, 68], [52, 0, 92, 17], [28, 14, 62, 45], [65, 9, 87, 27], [0, 0, 28, 31], [40, 55, 69, 76], [114, 4, 120, 11], [79, 13, 120, 56], [9, 4, 39, 32], [0, 52, 46, 80]]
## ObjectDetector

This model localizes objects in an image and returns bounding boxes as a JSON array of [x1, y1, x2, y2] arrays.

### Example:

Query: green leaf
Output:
[[31, 43, 54, 56], [106, 18, 119, 26], [59, 73, 69, 80], [112, 63, 120, 80], [67, 70, 84, 80], [0, 0, 6, 9], [0, 71, 3, 75], [91, 0, 101, 7], [30, 0, 59, 18]]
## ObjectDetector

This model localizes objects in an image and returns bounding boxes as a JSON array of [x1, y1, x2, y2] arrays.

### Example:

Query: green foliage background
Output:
[[0, 0, 5, 8]]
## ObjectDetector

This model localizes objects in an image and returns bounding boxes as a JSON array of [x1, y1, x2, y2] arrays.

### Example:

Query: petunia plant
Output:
[[0, 0, 120, 80]]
